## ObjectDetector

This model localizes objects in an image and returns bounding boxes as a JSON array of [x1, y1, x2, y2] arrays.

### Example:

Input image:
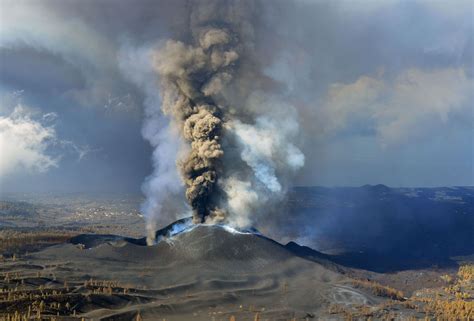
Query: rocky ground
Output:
[[0, 221, 472, 320], [0, 189, 473, 320]]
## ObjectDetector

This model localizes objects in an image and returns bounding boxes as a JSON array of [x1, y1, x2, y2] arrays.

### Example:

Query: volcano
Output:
[[19, 219, 377, 320]]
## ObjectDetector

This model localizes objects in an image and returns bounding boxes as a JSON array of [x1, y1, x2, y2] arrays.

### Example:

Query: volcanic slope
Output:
[[6, 221, 378, 320]]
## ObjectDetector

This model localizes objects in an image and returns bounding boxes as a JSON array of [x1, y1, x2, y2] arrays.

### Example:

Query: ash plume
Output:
[[134, 0, 304, 241], [153, 30, 232, 225]]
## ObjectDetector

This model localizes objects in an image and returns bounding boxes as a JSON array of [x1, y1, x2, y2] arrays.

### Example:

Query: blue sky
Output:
[[0, 0, 472, 193]]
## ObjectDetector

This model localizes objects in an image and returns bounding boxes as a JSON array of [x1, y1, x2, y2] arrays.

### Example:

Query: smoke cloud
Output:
[[131, 0, 304, 241], [1, 0, 471, 194]]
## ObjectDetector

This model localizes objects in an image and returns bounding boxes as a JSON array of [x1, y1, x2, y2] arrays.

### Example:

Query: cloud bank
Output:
[[319, 68, 473, 146], [0, 105, 58, 177]]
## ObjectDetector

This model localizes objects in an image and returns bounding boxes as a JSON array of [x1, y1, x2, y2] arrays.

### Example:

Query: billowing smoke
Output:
[[154, 37, 228, 224], [137, 0, 304, 242]]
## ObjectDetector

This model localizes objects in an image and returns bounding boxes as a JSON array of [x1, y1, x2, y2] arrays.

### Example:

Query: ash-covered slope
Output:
[[68, 219, 328, 268], [28, 220, 373, 319]]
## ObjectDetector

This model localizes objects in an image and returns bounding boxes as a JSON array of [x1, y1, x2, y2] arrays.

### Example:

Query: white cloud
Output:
[[320, 67, 473, 145], [0, 105, 59, 176]]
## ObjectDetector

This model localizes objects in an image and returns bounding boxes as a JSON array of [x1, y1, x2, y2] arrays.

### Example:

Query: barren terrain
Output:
[[1, 188, 473, 320]]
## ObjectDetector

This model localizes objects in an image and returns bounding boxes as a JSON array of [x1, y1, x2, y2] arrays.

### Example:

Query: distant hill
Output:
[[273, 185, 474, 271], [2, 185, 473, 272]]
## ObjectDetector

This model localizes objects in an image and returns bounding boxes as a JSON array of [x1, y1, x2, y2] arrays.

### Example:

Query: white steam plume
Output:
[[122, 0, 304, 241]]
